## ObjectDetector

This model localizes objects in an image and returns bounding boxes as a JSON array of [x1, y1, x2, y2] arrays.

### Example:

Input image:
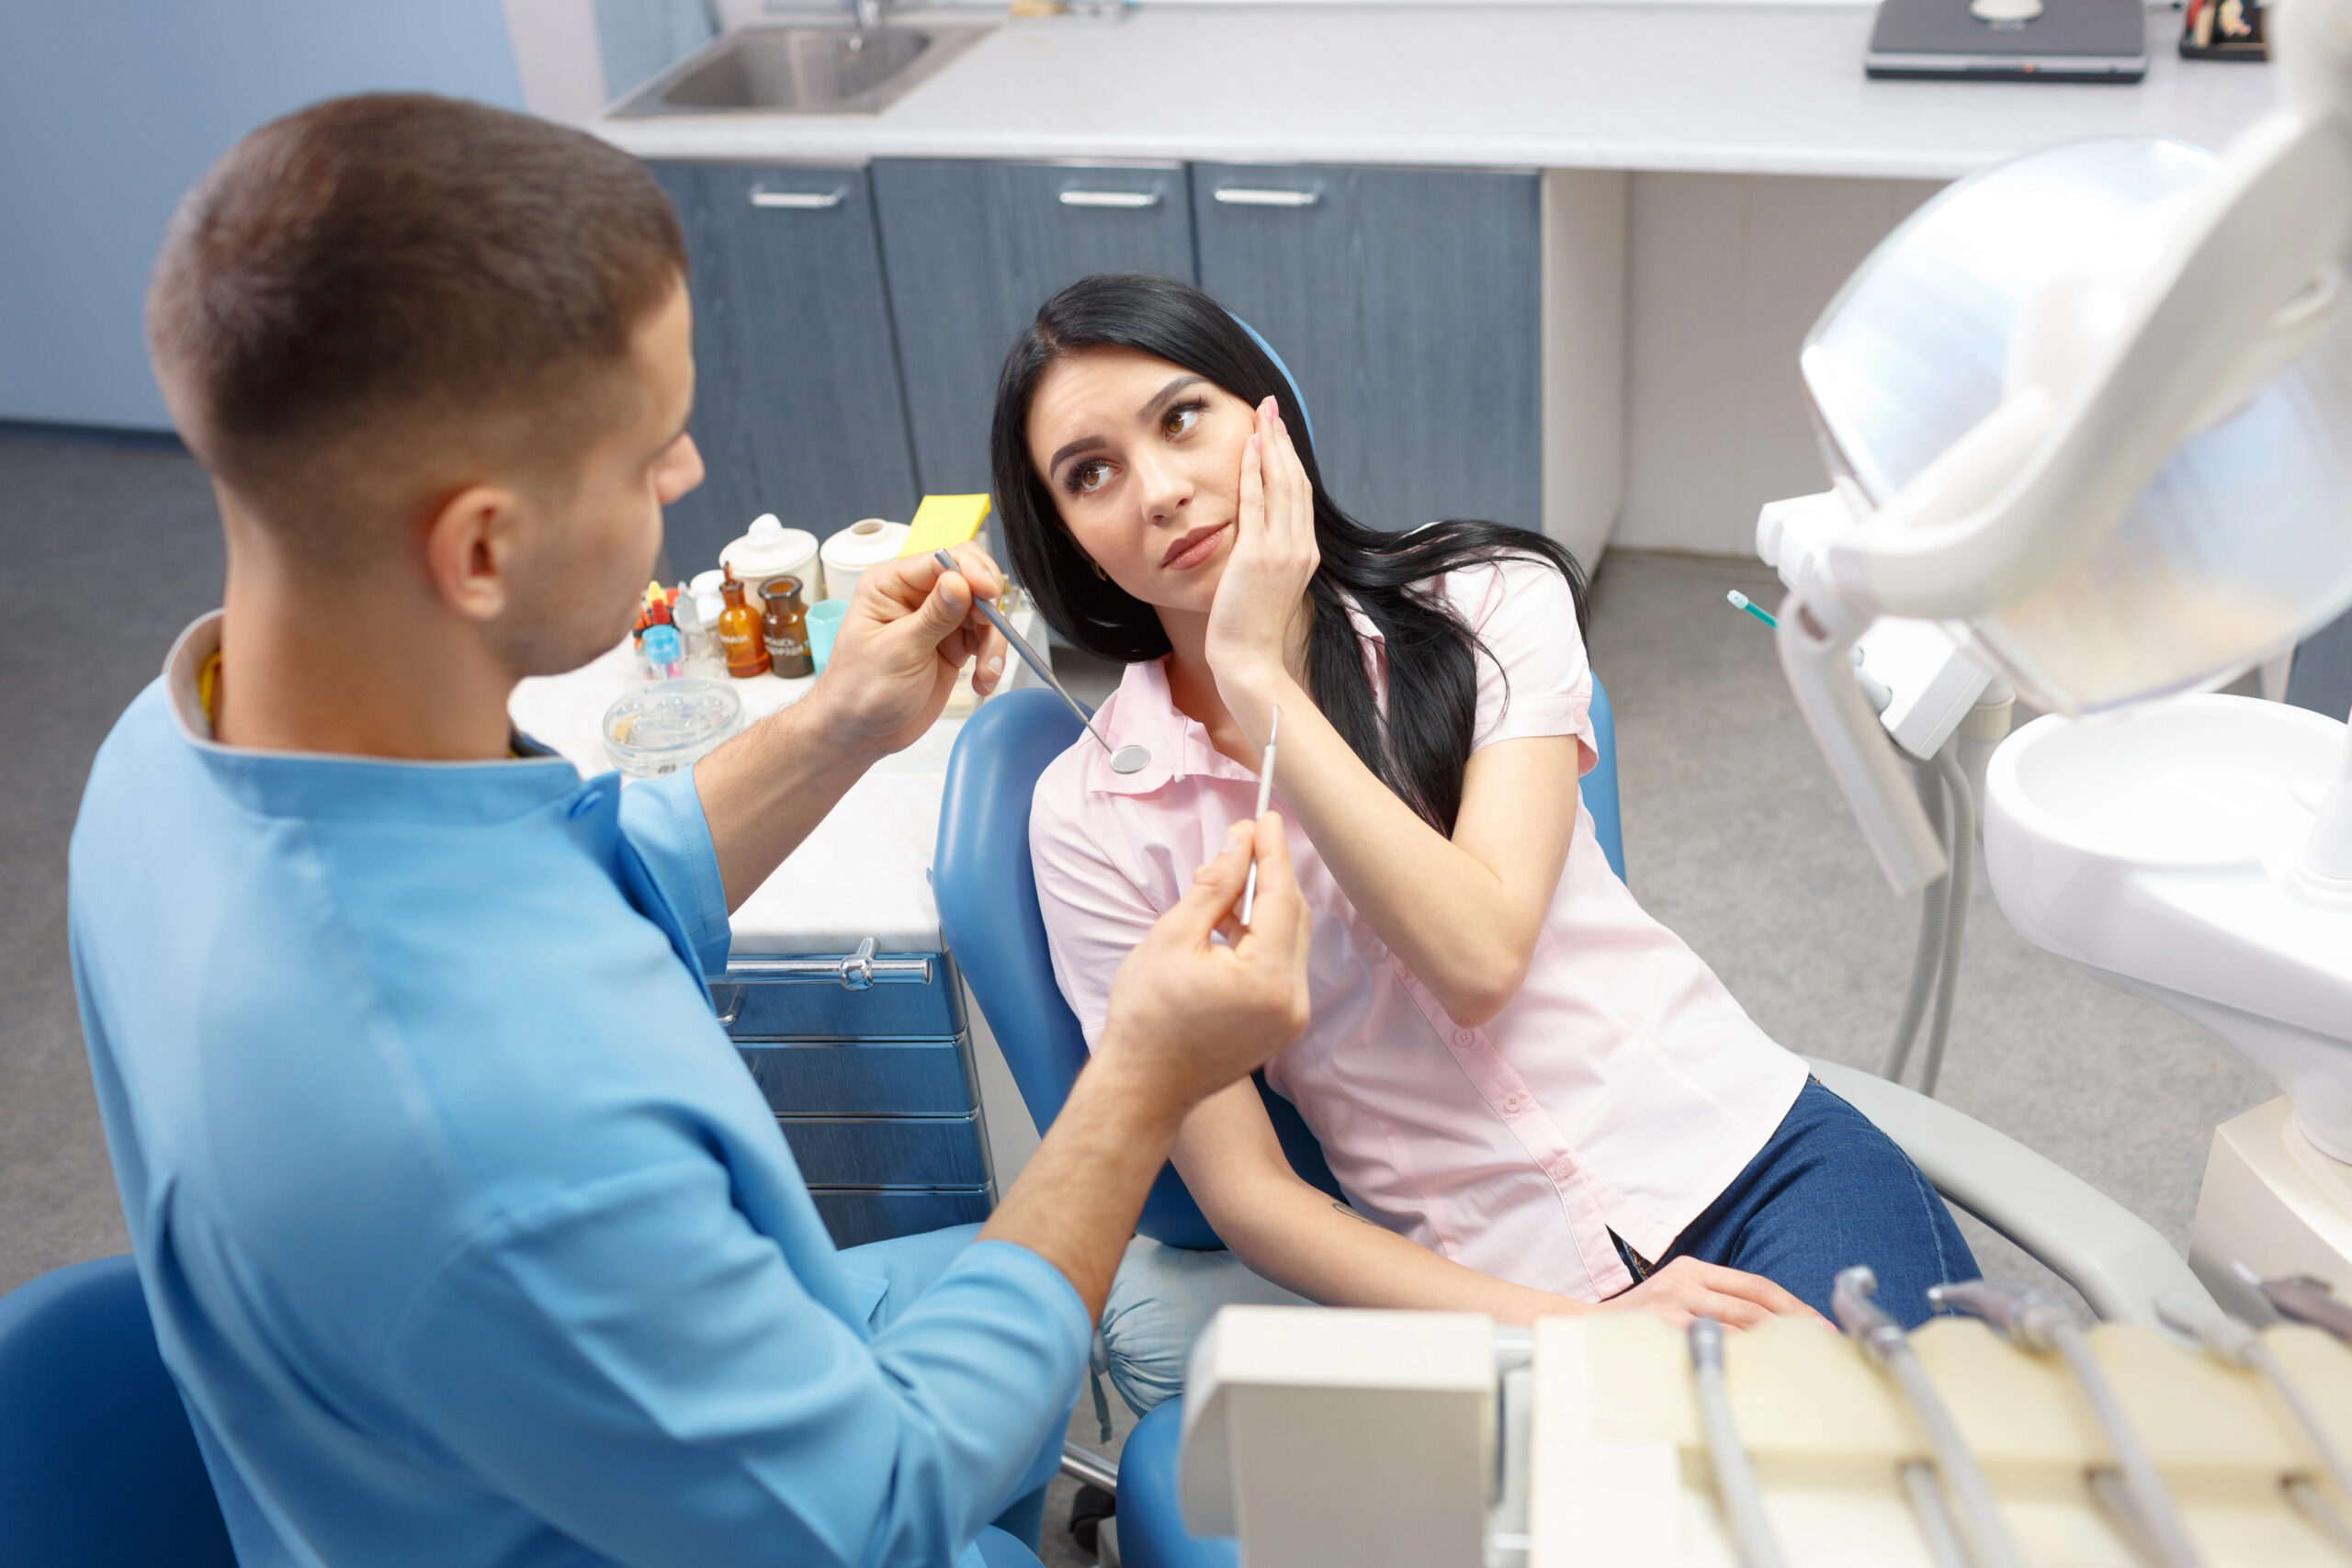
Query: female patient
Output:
[[997, 273, 1973, 1403]]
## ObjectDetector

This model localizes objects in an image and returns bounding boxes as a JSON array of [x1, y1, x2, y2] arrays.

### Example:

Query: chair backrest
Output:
[[0, 1254, 237, 1567], [935, 676, 1625, 1249]]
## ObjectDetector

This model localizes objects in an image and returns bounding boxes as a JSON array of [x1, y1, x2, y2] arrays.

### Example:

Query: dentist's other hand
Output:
[[1204, 397, 1317, 729], [1096, 812, 1313, 1109], [814, 542, 1009, 756]]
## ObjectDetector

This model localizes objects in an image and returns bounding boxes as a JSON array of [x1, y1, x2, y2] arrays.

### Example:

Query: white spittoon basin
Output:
[[1984, 694, 2352, 1161]]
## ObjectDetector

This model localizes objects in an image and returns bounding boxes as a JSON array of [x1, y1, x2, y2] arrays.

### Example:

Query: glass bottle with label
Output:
[[715, 569, 771, 679], [759, 575, 815, 678]]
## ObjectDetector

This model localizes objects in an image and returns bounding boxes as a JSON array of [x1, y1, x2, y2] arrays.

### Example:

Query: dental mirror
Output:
[[933, 549, 1150, 773]]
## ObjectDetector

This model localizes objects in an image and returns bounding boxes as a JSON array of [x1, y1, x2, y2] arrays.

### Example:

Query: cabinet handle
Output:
[[722, 938, 932, 991], [749, 185, 849, 210], [1214, 186, 1321, 209], [1058, 188, 1162, 209]]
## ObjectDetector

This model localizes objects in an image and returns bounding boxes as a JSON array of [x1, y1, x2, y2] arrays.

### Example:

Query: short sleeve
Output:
[[1453, 558, 1597, 775], [1028, 751, 1164, 1050], [619, 767, 732, 976]]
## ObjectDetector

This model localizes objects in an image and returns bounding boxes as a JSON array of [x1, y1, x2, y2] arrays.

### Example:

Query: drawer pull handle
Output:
[[1214, 186, 1320, 209], [750, 186, 849, 210], [1058, 188, 1161, 209], [723, 939, 933, 990]]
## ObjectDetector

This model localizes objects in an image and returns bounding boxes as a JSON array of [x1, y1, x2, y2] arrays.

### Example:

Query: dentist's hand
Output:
[[1204, 397, 1318, 728], [1095, 812, 1313, 1110], [813, 542, 1009, 757]]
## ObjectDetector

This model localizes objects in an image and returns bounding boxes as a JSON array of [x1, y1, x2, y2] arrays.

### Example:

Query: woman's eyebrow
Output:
[[1136, 375, 1205, 423], [1046, 433, 1105, 476]]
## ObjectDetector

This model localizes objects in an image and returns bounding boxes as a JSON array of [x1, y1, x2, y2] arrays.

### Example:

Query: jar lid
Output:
[[601, 679, 743, 780], [719, 513, 820, 578]]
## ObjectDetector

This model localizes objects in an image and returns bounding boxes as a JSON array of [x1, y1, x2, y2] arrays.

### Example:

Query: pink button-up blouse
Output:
[[1029, 558, 1807, 1302]]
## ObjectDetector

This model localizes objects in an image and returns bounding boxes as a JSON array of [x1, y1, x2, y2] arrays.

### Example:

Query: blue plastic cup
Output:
[[808, 599, 849, 673]]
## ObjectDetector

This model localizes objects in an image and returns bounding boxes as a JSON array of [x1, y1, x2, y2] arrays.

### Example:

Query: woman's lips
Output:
[[1161, 521, 1232, 571]]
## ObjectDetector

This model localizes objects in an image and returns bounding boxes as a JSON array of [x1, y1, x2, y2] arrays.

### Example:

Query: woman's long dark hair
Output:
[[991, 272, 1590, 835]]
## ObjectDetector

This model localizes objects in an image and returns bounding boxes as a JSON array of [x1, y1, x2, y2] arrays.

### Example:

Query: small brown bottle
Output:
[[715, 569, 771, 678], [760, 575, 815, 678]]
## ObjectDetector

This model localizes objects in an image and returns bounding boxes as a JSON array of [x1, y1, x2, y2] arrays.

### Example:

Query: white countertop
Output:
[[595, 1, 2280, 181], [511, 640, 967, 956]]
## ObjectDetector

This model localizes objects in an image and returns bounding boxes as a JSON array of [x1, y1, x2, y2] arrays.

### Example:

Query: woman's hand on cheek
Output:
[[1204, 396, 1318, 733]]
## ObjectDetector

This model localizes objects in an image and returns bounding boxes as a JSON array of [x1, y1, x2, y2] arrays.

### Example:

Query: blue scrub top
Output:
[[65, 615, 1089, 1568]]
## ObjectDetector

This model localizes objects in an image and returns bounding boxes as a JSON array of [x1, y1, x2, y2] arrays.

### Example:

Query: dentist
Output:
[[67, 94, 1311, 1568]]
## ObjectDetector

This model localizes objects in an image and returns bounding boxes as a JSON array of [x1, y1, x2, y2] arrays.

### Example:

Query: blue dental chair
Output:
[[0, 1253, 239, 1568], [934, 678, 1623, 1568]]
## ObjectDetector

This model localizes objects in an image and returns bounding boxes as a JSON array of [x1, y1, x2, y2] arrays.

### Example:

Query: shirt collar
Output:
[[1080, 658, 1260, 797], [161, 612, 588, 824]]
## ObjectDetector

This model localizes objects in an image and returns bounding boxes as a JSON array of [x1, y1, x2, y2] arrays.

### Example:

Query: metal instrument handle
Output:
[[722, 938, 932, 990], [1214, 186, 1320, 208], [750, 186, 849, 210], [1058, 188, 1161, 209]]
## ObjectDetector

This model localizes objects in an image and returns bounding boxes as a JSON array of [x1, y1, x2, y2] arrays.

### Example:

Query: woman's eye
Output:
[[1163, 402, 1203, 438], [1067, 459, 1111, 494]]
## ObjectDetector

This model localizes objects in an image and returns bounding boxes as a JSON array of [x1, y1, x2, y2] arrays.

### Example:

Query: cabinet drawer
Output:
[[778, 1112, 989, 1187], [739, 1039, 978, 1116], [714, 952, 963, 1040], [810, 1187, 992, 1249]]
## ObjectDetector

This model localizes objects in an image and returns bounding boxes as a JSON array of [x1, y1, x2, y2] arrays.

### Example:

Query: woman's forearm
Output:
[[1216, 666, 1565, 1026], [1211, 1163, 1584, 1324]]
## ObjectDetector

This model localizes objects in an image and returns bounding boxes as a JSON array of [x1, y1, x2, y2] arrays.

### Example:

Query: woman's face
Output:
[[1024, 344, 1260, 615]]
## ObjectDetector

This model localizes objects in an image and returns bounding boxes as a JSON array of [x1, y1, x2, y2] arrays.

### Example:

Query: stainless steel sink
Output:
[[610, 23, 992, 118]]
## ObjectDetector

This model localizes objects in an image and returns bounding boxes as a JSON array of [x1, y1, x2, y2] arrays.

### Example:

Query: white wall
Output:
[[0, 4, 526, 431], [1614, 171, 1943, 557]]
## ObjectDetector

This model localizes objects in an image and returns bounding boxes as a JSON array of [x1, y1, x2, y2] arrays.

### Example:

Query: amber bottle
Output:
[[715, 570, 771, 678], [759, 575, 815, 678]]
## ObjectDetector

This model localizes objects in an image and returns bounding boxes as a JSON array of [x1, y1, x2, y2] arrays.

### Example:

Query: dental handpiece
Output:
[[1932, 1280, 2206, 1568], [2233, 1263, 2352, 1347], [1688, 1316, 1790, 1568], [2158, 1291, 2352, 1549], [1238, 705, 1280, 928], [1833, 1267, 2024, 1568], [931, 550, 1148, 774]]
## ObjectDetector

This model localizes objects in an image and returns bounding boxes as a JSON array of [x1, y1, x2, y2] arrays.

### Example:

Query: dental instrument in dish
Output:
[[932, 549, 1148, 774], [1688, 1315, 1790, 1568], [1932, 1280, 2204, 1568], [2156, 1290, 2352, 1547], [1238, 704, 1280, 927], [1832, 1267, 2025, 1568]]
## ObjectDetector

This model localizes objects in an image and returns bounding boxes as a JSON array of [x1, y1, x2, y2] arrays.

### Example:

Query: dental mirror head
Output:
[[931, 548, 1153, 773]]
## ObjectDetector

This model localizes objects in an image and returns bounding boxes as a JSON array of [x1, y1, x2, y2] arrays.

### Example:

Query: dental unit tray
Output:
[[1178, 1299, 2352, 1568]]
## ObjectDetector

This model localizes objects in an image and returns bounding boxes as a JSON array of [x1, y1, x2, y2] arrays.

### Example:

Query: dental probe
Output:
[[2233, 1262, 2352, 1347], [1932, 1281, 2206, 1568], [2157, 1291, 2352, 1552], [1832, 1268, 2024, 1568], [1238, 705, 1280, 927], [932, 550, 1148, 774], [1688, 1316, 1790, 1568]]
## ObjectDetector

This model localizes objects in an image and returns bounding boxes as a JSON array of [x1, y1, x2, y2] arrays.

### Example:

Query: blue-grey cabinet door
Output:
[[873, 160, 1198, 502], [650, 163, 921, 578], [1192, 164, 1542, 535]]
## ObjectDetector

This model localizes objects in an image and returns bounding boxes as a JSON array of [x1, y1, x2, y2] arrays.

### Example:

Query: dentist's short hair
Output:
[[147, 92, 685, 559]]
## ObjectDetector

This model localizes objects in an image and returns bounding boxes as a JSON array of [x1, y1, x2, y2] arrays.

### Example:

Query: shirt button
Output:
[[1453, 1029, 1473, 1046], [1504, 1093, 1524, 1111]]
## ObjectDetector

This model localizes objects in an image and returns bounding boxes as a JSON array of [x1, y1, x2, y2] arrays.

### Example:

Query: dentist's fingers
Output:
[[1167, 822, 1257, 947]]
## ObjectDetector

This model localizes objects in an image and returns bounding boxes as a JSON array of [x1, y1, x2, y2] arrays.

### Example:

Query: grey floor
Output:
[[0, 430, 2275, 1565]]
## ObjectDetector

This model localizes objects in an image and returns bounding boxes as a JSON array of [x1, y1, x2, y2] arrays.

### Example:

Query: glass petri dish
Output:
[[602, 678, 743, 779]]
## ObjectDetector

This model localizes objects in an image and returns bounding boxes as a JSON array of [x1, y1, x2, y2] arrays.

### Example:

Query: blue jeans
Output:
[[1612, 1078, 1977, 1329], [838, 1224, 1064, 1562]]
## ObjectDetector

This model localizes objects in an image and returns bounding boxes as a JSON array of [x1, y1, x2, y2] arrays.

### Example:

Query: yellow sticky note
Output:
[[900, 494, 993, 558]]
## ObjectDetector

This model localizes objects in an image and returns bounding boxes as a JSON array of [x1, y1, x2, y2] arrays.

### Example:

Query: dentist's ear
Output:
[[422, 484, 527, 622]]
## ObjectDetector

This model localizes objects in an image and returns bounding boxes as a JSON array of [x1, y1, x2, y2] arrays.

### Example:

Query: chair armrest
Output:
[[1804, 1057, 2216, 1325]]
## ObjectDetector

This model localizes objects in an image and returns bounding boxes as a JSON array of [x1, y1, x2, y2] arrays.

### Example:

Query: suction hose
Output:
[[1883, 740, 1975, 1098]]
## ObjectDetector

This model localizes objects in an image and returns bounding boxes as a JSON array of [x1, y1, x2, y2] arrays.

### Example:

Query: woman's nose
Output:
[[1130, 446, 1191, 523]]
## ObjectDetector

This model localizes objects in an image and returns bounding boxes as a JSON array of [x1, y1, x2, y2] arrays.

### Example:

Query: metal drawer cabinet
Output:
[[715, 942, 995, 1249]]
